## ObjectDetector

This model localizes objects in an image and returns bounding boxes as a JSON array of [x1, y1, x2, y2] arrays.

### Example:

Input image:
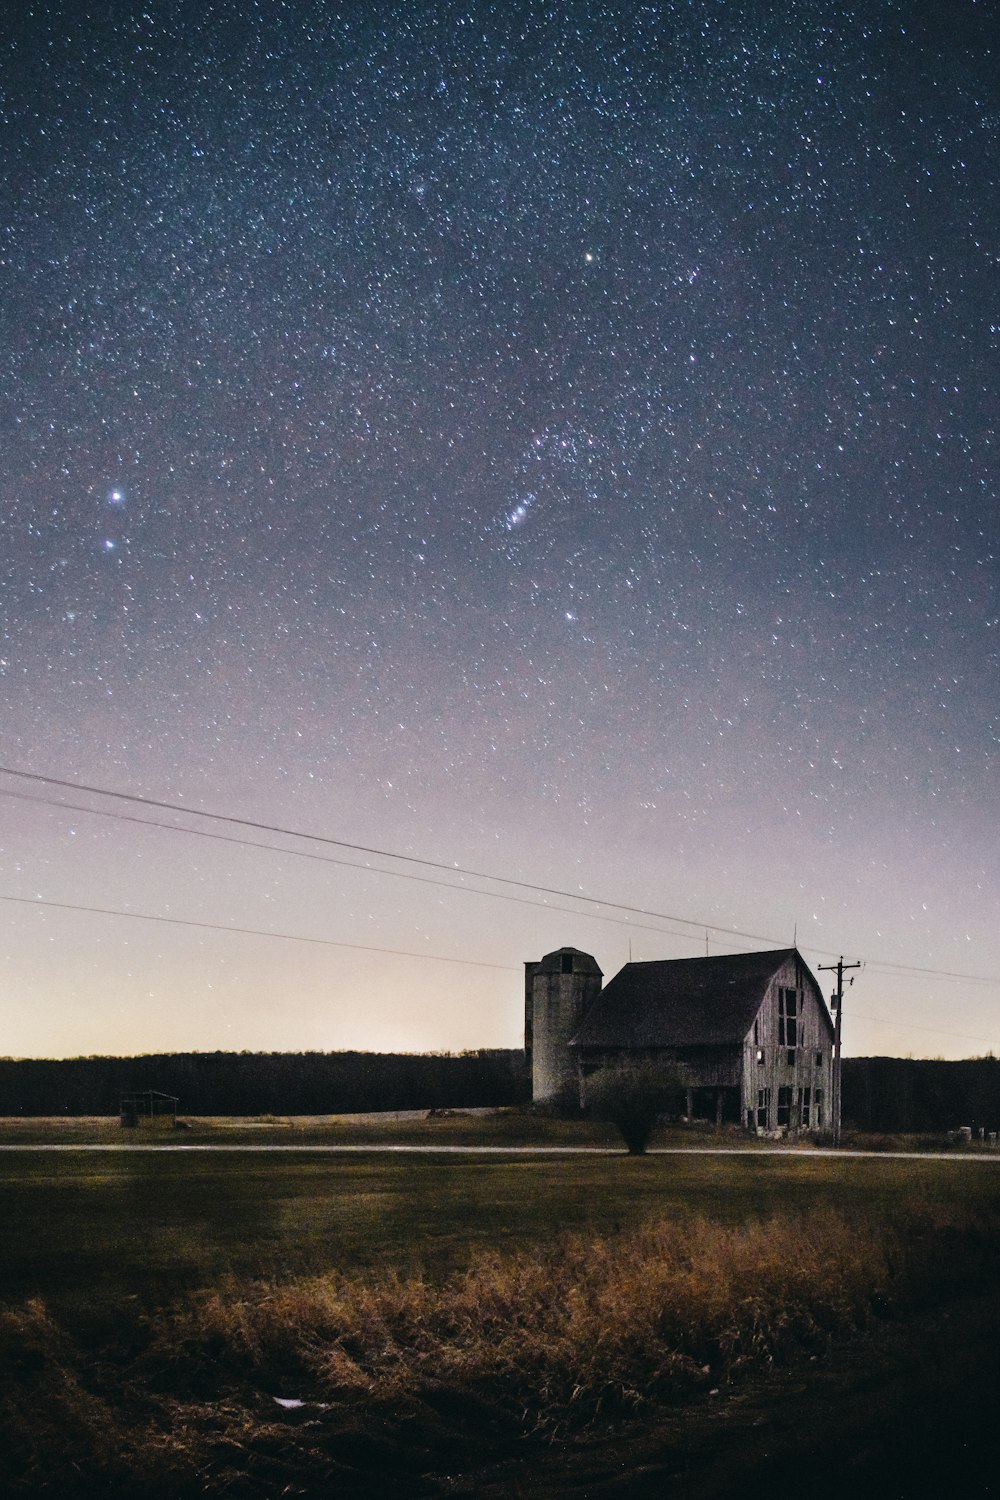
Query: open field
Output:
[[3, 1132, 997, 1317], [0, 1109, 641, 1149], [0, 1107, 989, 1151], [3, 1134, 1000, 1495]]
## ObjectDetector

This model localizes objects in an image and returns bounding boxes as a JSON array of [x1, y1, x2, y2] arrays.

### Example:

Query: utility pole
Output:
[[818, 956, 861, 1145]]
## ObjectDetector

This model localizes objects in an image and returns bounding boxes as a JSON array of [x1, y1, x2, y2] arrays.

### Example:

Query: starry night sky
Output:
[[2, 0, 998, 1061]]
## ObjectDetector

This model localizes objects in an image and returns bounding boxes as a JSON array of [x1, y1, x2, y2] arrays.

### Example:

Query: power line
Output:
[[0, 765, 797, 948], [0, 788, 730, 946], [1, 764, 996, 990], [852, 957, 998, 987], [847, 1010, 999, 1048], [0, 893, 519, 972], [5, 890, 992, 1051]]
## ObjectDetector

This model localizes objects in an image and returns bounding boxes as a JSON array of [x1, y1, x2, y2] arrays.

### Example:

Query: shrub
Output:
[[584, 1061, 686, 1154]]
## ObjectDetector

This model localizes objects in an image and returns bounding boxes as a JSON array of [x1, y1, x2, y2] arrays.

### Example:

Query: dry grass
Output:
[[151, 1202, 953, 1418], [5, 1136, 1000, 1496], [4, 1194, 996, 1496]]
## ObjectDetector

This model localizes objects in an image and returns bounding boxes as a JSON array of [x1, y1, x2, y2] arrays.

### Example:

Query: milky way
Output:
[[1, 1, 997, 1060]]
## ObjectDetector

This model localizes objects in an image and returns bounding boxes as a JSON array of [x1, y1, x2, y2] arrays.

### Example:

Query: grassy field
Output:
[[3, 1124, 1000, 1496], [2, 1129, 993, 1316], [0, 1108, 636, 1148], [0, 1105, 985, 1150]]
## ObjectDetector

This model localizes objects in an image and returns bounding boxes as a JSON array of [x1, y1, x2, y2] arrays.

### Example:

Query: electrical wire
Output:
[[0, 893, 519, 971], [846, 1011, 998, 1048], [0, 788, 729, 946], [5, 891, 995, 1049], [1, 764, 996, 989], [0, 764, 796, 948]]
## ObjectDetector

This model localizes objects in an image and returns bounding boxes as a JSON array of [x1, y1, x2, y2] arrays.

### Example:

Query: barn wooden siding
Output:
[[742, 953, 833, 1132]]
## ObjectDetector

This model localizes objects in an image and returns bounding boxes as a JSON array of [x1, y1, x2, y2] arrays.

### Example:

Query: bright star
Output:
[[504, 493, 536, 531]]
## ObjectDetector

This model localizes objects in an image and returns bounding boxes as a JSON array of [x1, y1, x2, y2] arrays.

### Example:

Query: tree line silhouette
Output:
[[842, 1055, 1000, 1136], [0, 1049, 530, 1117], [1, 1050, 998, 1131]]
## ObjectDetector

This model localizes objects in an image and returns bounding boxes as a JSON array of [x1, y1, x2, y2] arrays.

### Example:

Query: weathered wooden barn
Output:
[[525, 946, 835, 1133]]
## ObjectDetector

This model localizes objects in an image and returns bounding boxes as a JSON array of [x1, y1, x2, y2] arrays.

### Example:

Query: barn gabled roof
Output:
[[570, 948, 826, 1049]]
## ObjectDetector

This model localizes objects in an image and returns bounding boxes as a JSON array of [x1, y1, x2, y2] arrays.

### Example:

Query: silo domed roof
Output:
[[536, 947, 603, 976]]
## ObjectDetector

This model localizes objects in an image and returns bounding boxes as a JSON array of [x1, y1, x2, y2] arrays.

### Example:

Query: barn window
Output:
[[815, 1050, 823, 1067], [561, 953, 574, 974], [799, 1087, 811, 1126], [756, 1087, 771, 1128], [777, 1086, 792, 1127], [815, 1090, 824, 1126], [778, 988, 798, 1048]]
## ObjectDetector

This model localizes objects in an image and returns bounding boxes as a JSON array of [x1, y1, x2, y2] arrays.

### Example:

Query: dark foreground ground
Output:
[[455, 1290, 1000, 1499], [4, 1130, 999, 1497], [152, 1296, 989, 1500], [69, 1283, 991, 1500]]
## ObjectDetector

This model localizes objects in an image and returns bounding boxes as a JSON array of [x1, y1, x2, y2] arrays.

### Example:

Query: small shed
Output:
[[119, 1089, 178, 1129]]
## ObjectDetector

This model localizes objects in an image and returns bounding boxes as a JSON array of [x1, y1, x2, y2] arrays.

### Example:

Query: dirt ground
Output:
[[138, 1284, 999, 1500], [446, 1289, 1000, 1499], [215, 1290, 993, 1500]]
